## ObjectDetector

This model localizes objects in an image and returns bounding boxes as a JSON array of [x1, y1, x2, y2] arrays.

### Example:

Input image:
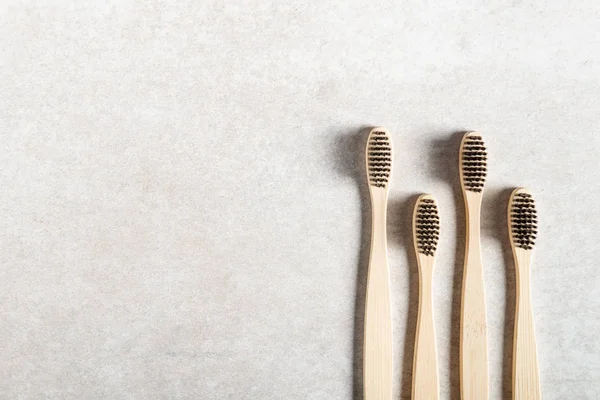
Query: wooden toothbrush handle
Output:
[[513, 266, 541, 400], [364, 201, 392, 400], [460, 259, 489, 400], [364, 254, 392, 400], [413, 265, 439, 400]]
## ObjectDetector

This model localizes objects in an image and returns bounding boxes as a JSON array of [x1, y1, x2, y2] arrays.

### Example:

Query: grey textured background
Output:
[[1, 1, 599, 399]]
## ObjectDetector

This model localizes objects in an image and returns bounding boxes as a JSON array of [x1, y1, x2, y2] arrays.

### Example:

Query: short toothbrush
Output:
[[459, 132, 489, 400], [412, 195, 440, 400], [509, 188, 541, 400], [364, 127, 393, 400]]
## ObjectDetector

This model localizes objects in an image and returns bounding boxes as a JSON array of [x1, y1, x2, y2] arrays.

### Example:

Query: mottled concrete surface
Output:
[[1, 1, 599, 399]]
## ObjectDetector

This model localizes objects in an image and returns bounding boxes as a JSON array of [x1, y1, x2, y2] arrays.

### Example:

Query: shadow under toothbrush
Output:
[[429, 132, 517, 399], [428, 131, 468, 400], [331, 126, 372, 400], [388, 194, 422, 400], [332, 126, 418, 400], [482, 187, 516, 400]]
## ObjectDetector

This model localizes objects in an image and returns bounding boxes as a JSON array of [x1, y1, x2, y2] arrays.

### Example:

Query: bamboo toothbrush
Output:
[[364, 127, 393, 400], [412, 194, 440, 400], [509, 188, 541, 400], [459, 131, 489, 400]]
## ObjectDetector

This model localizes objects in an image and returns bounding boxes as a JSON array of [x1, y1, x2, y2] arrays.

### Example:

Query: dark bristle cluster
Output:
[[511, 193, 537, 250], [415, 198, 440, 256], [461, 134, 487, 192], [367, 131, 391, 188]]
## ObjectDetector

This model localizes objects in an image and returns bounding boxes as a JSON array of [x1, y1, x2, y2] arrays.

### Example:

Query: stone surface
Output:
[[1, 1, 599, 399]]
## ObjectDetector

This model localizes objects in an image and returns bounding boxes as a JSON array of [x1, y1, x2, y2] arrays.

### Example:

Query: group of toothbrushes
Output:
[[363, 128, 540, 400]]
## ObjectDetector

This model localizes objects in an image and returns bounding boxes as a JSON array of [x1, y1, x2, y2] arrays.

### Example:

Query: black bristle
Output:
[[367, 130, 391, 188], [415, 198, 440, 256], [461, 134, 487, 192], [510, 192, 538, 250]]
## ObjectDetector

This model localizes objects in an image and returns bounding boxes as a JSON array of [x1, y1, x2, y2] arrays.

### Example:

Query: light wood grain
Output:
[[412, 195, 439, 400], [459, 132, 489, 400], [363, 128, 393, 400], [509, 188, 541, 400]]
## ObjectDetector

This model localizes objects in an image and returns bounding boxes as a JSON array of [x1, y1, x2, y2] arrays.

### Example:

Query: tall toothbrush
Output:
[[459, 131, 489, 400], [363, 127, 393, 400]]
